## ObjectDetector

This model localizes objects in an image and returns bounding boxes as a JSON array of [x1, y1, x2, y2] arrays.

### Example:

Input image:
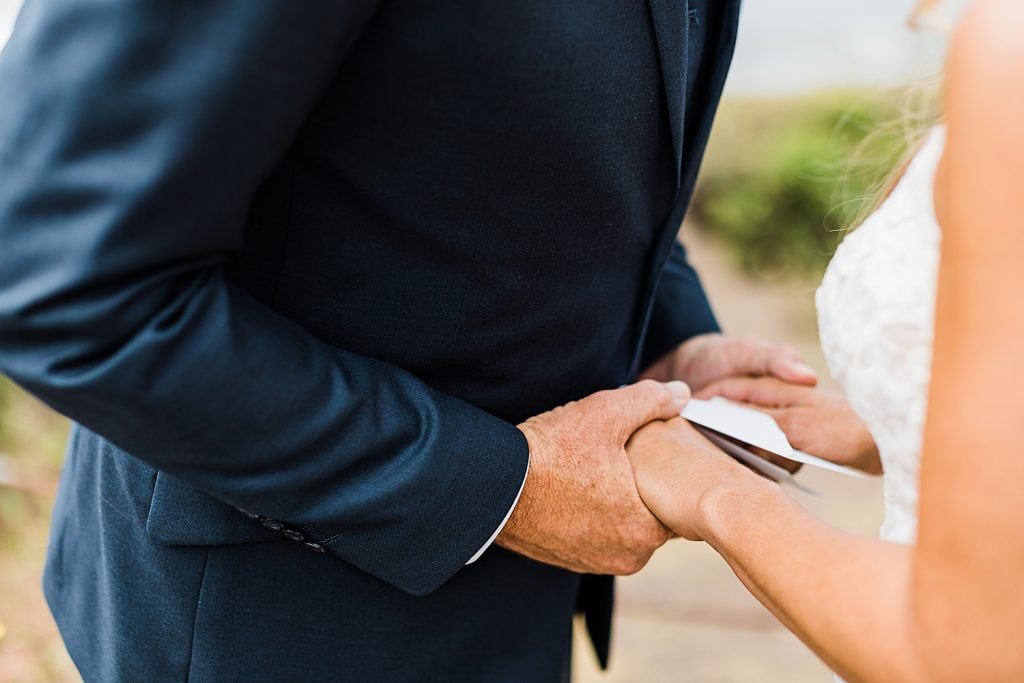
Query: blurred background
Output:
[[0, 1, 960, 681]]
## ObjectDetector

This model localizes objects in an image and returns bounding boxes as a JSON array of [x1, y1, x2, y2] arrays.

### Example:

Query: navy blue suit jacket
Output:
[[0, 0, 738, 679]]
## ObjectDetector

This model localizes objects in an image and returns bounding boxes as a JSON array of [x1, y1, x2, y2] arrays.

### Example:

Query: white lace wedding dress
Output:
[[815, 126, 945, 545]]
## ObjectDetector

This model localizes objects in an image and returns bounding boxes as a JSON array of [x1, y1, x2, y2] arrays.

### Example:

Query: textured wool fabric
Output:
[[0, 0, 739, 679]]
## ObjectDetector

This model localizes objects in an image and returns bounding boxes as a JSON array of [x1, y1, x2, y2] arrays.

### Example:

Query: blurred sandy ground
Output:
[[0, 393, 72, 681], [573, 224, 883, 683]]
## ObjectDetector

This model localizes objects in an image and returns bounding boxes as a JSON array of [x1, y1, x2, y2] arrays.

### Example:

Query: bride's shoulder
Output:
[[929, 0, 1024, 263], [947, 0, 1024, 98], [938, 0, 1024, 227]]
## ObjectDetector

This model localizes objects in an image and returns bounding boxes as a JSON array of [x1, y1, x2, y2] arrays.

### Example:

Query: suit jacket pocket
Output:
[[146, 471, 280, 546]]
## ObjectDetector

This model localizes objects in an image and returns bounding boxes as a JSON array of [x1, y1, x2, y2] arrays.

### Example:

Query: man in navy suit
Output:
[[0, 0, 816, 680]]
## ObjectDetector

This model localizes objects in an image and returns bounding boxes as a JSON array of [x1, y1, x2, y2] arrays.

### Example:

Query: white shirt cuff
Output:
[[465, 458, 529, 564]]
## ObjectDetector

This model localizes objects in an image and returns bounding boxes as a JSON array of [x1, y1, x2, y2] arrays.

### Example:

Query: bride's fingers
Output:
[[759, 405, 791, 426]]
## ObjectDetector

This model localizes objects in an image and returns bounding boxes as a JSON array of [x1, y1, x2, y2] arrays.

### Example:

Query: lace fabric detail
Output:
[[815, 127, 945, 544]]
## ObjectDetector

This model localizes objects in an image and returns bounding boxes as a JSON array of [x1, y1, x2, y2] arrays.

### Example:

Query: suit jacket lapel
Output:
[[647, 0, 688, 187]]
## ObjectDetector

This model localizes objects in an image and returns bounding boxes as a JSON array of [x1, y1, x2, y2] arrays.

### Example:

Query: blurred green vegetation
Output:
[[691, 89, 937, 275]]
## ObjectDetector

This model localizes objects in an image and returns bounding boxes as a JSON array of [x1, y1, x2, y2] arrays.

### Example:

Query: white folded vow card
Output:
[[680, 397, 868, 491]]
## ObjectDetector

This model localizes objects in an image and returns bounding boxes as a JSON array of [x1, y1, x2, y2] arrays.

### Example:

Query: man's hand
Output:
[[496, 380, 690, 575], [627, 416, 761, 542], [641, 333, 818, 392], [697, 377, 882, 475]]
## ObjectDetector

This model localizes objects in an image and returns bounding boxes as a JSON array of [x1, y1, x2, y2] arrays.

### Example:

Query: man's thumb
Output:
[[607, 379, 690, 440]]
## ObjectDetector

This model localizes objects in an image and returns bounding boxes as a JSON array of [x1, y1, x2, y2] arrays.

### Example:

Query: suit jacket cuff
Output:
[[465, 457, 529, 564], [308, 401, 530, 597]]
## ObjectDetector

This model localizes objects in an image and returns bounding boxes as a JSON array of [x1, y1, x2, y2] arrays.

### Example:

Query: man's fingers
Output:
[[725, 339, 818, 387], [600, 379, 690, 441], [744, 340, 817, 386], [766, 354, 819, 386], [695, 376, 800, 407]]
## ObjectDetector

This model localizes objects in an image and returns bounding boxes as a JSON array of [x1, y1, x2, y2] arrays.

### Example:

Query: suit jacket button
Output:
[[261, 518, 285, 531], [304, 542, 326, 554], [283, 529, 306, 542]]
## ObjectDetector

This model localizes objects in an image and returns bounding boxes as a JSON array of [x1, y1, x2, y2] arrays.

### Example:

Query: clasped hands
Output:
[[496, 333, 880, 574]]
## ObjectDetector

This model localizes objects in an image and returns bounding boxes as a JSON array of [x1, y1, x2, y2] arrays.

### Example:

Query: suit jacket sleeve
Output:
[[641, 239, 721, 370], [0, 0, 528, 597]]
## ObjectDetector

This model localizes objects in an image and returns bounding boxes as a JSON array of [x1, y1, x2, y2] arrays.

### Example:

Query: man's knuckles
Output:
[[606, 553, 652, 576], [599, 538, 658, 575]]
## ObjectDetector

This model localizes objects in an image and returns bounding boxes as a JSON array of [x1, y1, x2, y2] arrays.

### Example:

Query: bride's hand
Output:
[[697, 377, 882, 475], [626, 417, 764, 541]]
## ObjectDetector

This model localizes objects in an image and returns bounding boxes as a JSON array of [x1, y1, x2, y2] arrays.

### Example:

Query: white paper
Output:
[[695, 426, 818, 495], [682, 397, 793, 456], [681, 398, 867, 479]]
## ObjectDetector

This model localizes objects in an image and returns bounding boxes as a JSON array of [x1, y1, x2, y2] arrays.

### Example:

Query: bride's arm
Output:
[[629, 421, 925, 681], [629, 2, 1024, 681]]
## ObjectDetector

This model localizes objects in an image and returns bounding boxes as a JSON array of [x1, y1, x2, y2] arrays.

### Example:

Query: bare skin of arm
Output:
[[628, 2, 1024, 680]]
